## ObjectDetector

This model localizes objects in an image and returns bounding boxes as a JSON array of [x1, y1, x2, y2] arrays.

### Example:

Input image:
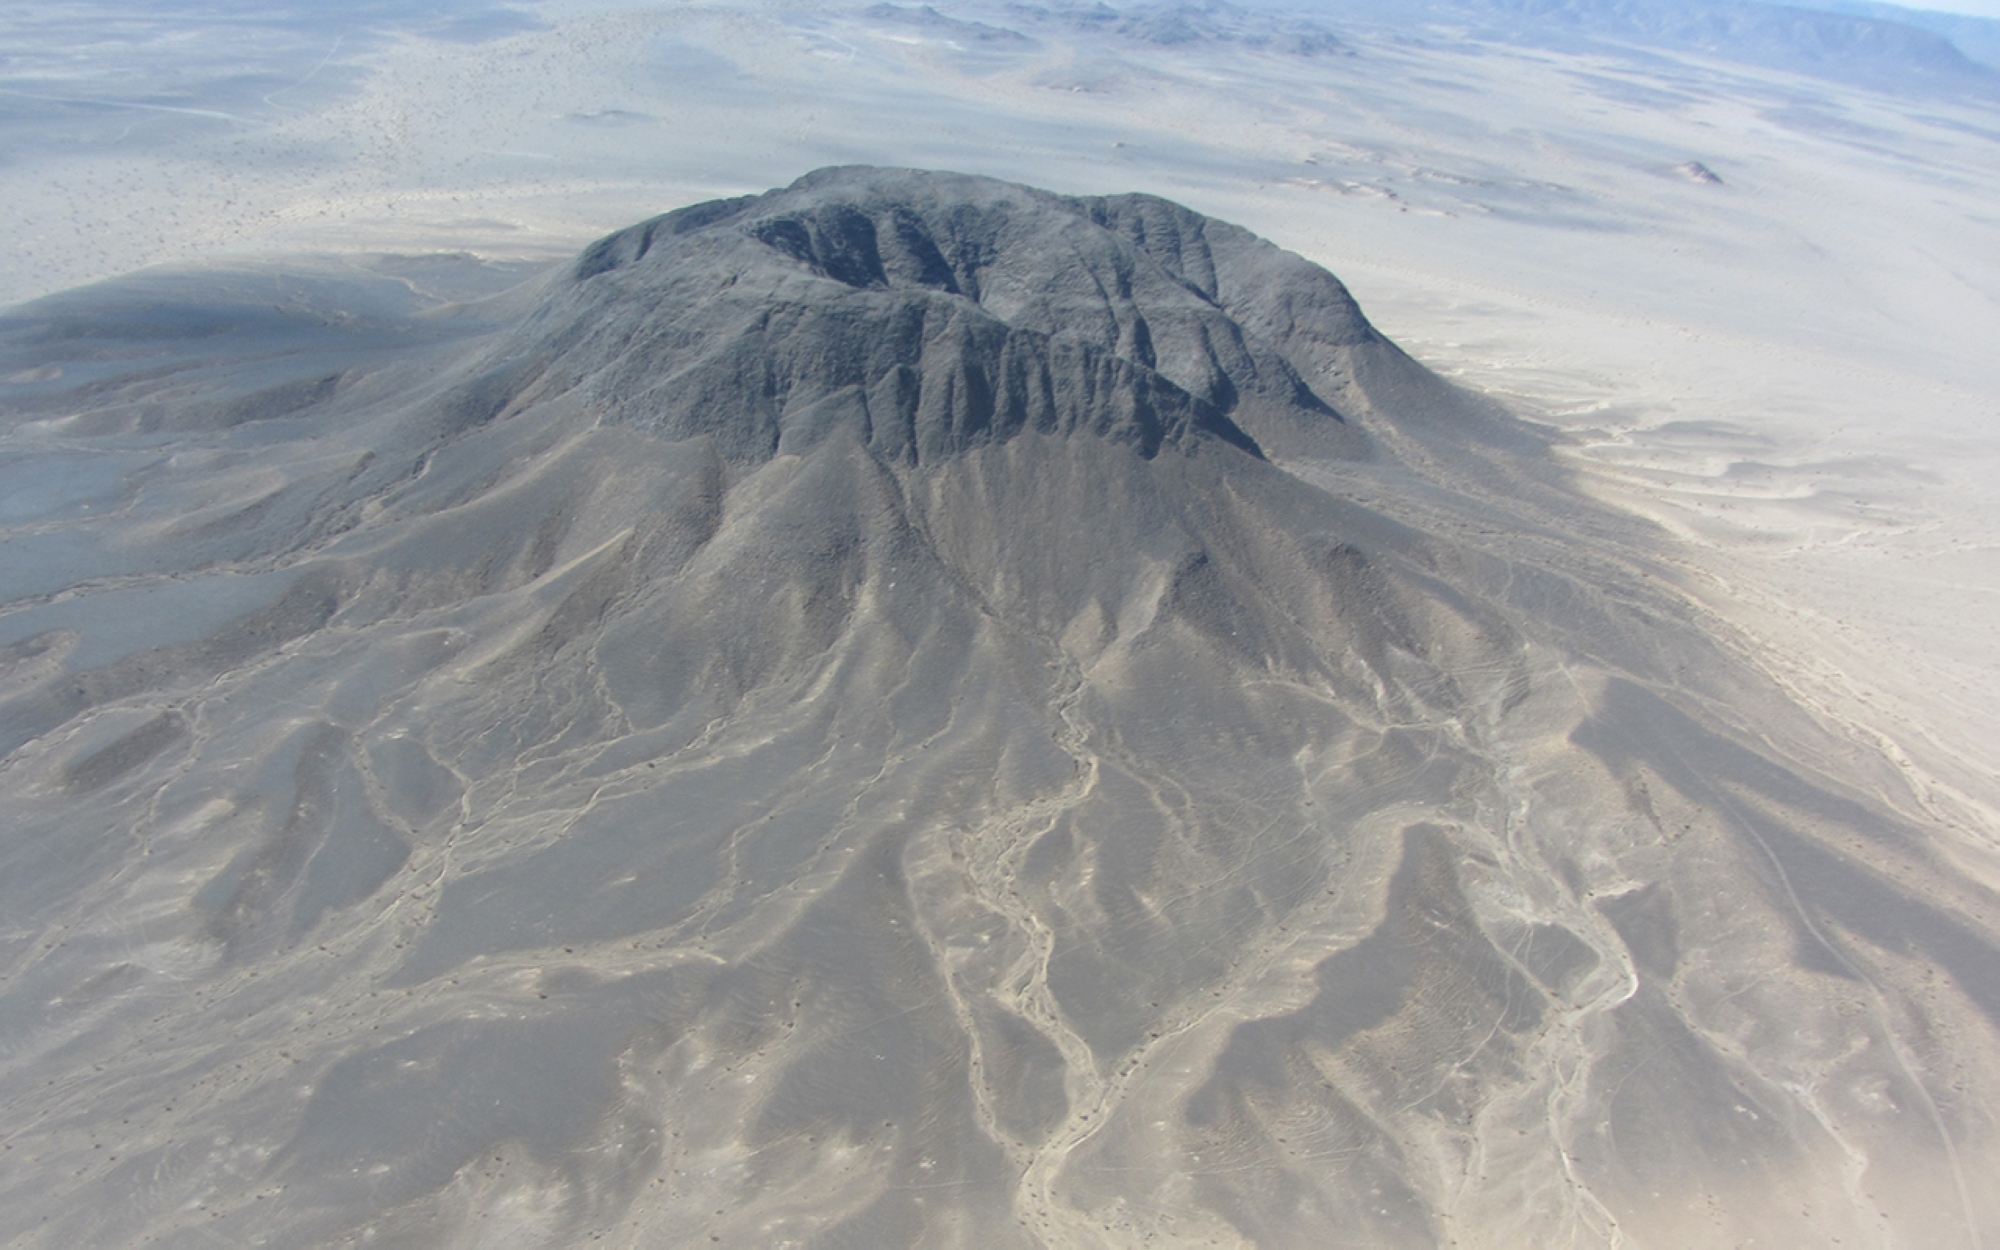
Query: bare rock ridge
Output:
[[1, 168, 1997, 1248], [492, 165, 1413, 464]]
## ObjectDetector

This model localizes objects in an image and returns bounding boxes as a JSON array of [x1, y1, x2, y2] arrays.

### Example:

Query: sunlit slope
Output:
[[0, 169, 1995, 1248]]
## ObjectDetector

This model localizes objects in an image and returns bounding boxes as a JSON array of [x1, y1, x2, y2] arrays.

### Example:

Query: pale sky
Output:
[[1884, 0, 2000, 15], [1788, 0, 2000, 17]]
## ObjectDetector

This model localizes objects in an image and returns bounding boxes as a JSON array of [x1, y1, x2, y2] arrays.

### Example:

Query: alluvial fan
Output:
[[1, 167, 1996, 1248]]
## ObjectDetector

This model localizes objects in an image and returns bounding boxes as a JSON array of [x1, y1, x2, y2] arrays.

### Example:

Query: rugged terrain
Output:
[[1, 168, 1997, 1248]]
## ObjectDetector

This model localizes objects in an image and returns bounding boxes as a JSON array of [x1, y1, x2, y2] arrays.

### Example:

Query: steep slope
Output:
[[0, 169, 1996, 1249]]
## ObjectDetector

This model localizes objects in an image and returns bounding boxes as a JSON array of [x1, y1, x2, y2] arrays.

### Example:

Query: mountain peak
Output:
[[512, 167, 1387, 465]]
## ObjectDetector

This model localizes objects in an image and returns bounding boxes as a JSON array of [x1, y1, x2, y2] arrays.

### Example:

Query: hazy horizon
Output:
[[4, 1, 1998, 1246]]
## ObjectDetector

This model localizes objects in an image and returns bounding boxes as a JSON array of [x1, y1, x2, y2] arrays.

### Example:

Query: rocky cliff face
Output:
[[478, 166, 1398, 463], [1, 169, 1995, 1248]]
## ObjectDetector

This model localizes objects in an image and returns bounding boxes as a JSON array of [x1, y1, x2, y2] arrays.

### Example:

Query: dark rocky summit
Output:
[[1, 169, 1995, 1248], [483, 165, 1466, 464]]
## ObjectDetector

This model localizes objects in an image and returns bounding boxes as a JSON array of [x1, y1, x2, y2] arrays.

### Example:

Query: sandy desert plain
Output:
[[4, 0, 2000, 1246]]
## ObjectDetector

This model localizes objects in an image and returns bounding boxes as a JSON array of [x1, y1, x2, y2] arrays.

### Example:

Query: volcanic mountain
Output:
[[1, 168, 1996, 1248]]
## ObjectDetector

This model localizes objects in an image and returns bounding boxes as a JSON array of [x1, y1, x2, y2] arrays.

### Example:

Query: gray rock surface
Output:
[[1, 168, 1995, 1247]]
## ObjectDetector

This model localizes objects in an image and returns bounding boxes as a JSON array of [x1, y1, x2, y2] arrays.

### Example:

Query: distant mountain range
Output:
[[950, 0, 2000, 91]]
